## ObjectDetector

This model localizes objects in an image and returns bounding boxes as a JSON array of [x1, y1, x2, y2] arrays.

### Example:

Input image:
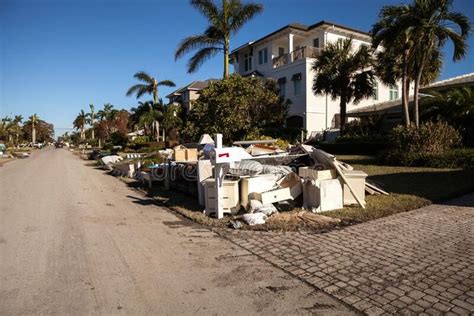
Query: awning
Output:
[[277, 77, 286, 84]]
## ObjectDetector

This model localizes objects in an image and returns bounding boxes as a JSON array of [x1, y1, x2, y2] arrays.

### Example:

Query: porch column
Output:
[[288, 33, 294, 62]]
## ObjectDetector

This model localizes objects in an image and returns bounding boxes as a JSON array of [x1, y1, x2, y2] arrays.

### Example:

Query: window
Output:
[[277, 77, 286, 98], [258, 47, 268, 65], [372, 82, 378, 100], [278, 47, 285, 56], [313, 38, 319, 48], [244, 52, 252, 72], [291, 73, 302, 96], [389, 84, 399, 100]]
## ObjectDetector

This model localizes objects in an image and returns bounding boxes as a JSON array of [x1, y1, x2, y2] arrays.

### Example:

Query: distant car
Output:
[[54, 142, 64, 148]]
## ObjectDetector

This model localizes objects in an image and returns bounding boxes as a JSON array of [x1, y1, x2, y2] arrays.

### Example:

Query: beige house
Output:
[[230, 20, 401, 137], [166, 79, 219, 112]]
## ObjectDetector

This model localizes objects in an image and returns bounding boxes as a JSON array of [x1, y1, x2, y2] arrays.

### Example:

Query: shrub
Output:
[[183, 75, 289, 143], [110, 132, 128, 149], [414, 148, 474, 169], [385, 121, 462, 166], [131, 136, 150, 145]]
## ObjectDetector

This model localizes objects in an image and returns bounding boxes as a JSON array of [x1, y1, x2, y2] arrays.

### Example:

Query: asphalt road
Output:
[[0, 148, 352, 315]]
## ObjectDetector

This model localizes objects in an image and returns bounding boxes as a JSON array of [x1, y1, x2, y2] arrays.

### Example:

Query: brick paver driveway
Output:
[[224, 194, 474, 315]]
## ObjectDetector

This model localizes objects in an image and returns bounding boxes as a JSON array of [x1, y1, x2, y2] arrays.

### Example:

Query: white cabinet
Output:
[[203, 179, 240, 216]]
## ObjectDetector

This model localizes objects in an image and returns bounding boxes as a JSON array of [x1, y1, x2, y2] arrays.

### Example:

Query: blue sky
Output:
[[1, 0, 473, 136]]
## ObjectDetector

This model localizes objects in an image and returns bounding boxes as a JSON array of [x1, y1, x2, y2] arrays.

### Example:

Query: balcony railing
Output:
[[272, 46, 321, 69]]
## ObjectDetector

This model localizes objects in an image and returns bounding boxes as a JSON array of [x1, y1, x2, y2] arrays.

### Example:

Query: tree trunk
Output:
[[223, 37, 230, 78], [402, 49, 410, 127], [91, 123, 95, 140], [414, 68, 423, 128], [32, 122, 36, 144], [339, 94, 347, 136], [156, 121, 160, 142]]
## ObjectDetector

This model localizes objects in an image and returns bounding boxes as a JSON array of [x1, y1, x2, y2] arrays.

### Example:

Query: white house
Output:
[[230, 20, 400, 136]]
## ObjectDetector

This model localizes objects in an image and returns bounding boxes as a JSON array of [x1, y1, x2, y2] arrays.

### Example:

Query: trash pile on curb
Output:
[[88, 133, 389, 227]]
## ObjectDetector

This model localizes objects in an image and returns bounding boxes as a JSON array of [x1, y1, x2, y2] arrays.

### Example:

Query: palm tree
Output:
[[97, 103, 115, 121], [372, 4, 414, 126], [126, 72, 175, 142], [29, 114, 39, 144], [406, 0, 470, 127], [312, 38, 375, 135], [87, 104, 96, 140], [12, 115, 23, 145], [175, 0, 263, 77], [372, 0, 470, 127], [73, 110, 87, 140], [0, 116, 13, 143]]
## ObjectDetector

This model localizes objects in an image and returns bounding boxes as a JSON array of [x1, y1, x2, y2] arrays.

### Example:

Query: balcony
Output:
[[272, 46, 321, 69]]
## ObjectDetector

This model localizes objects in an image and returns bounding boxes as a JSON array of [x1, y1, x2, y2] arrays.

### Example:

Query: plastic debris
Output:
[[242, 213, 268, 226]]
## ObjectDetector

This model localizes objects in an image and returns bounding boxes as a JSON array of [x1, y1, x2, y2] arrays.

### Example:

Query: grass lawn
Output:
[[323, 155, 474, 223], [125, 155, 474, 232]]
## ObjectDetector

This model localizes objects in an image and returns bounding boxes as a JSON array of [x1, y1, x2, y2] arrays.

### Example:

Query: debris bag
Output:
[[242, 213, 268, 226], [100, 155, 122, 165], [256, 204, 278, 216]]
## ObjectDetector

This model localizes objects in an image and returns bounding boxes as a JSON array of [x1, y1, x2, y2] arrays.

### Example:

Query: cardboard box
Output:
[[254, 172, 302, 205], [185, 148, 198, 161], [174, 147, 186, 161], [298, 167, 336, 180], [174, 146, 198, 162]]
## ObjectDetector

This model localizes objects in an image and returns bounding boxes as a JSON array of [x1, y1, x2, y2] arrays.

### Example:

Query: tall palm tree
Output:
[[12, 115, 23, 145], [87, 104, 96, 140], [126, 72, 175, 142], [312, 38, 375, 135], [406, 0, 470, 127], [97, 103, 115, 121], [372, 0, 470, 127], [1, 116, 13, 143], [175, 0, 263, 77], [73, 110, 87, 140], [29, 114, 39, 144], [372, 4, 415, 126]]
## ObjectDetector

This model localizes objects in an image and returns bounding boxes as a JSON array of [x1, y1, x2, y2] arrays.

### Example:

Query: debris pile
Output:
[[90, 133, 388, 227]]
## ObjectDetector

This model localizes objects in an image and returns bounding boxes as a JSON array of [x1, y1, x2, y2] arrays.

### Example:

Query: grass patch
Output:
[[322, 155, 474, 223]]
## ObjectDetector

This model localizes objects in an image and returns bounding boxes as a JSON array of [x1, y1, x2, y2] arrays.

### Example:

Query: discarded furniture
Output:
[[303, 178, 343, 212], [203, 178, 240, 216], [298, 167, 336, 181], [341, 170, 368, 206], [239, 174, 279, 207], [252, 172, 302, 205]]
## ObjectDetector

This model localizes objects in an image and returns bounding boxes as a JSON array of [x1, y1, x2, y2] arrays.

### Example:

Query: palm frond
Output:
[[191, 0, 219, 23], [133, 71, 153, 84], [158, 80, 176, 87], [175, 34, 223, 60], [187, 46, 221, 73], [229, 1, 263, 34], [126, 84, 149, 98]]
